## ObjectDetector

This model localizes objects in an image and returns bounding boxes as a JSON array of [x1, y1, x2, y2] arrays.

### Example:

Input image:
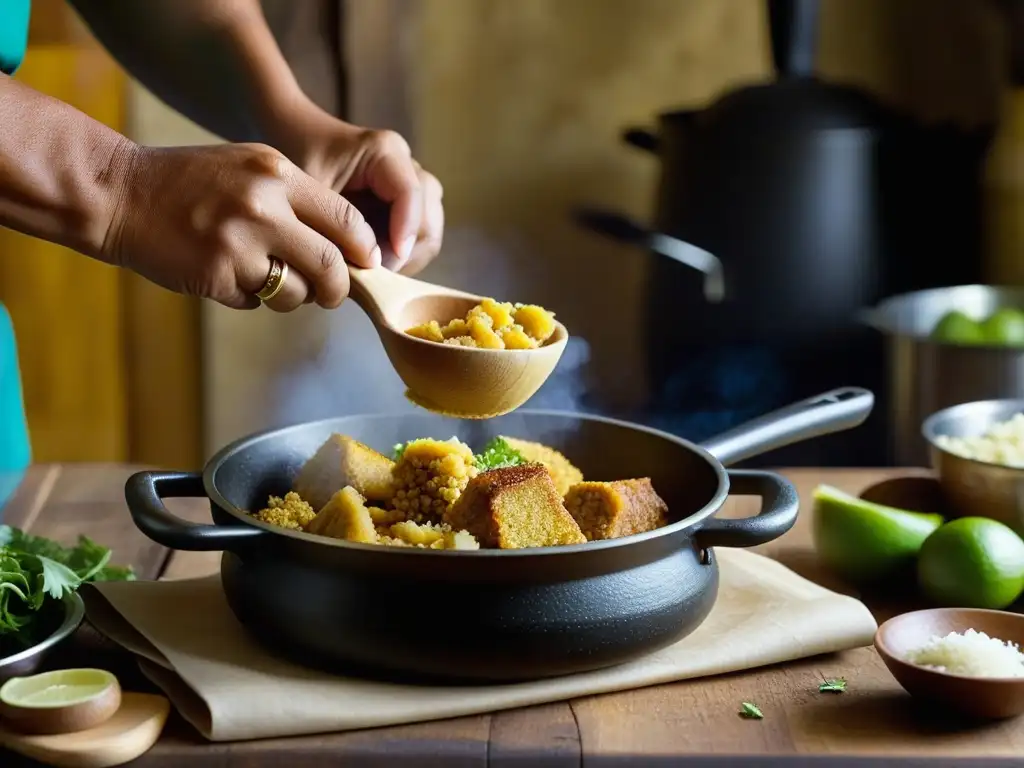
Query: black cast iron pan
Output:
[[125, 387, 872, 684]]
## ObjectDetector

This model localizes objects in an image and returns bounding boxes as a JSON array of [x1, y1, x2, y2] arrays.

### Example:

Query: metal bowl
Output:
[[0, 593, 85, 684], [862, 285, 1024, 467], [922, 399, 1024, 534]]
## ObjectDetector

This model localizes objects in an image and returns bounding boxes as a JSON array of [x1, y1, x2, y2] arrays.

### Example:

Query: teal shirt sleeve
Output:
[[0, 0, 31, 76]]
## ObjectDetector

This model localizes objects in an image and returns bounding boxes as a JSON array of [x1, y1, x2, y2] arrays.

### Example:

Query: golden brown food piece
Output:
[[564, 479, 669, 541], [293, 434, 394, 511], [368, 506, 405, 526], [305, 486, 378, 544], [443, 336, 477, 347], [470, 298, 515, 329], [501, 437, 583, 496], [405, 298, 557, 350], [513, 304, 556, 343], [391, 437, 479, 522], [467, 313, 504, 349], [499, 325, 538, 350], [445, 463, 587, 549], [406, 320, 445, 343], [377, 520, 480, 550], [253, 492, 316, 531]]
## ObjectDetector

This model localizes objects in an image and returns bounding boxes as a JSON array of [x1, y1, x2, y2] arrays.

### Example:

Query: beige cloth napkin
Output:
[[81, 548, 877, 742]]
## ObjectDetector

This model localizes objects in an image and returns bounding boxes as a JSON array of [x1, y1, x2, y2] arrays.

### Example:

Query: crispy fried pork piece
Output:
[[445, 463, 586, 549], [564, 478, 668, 541], [293, 434, 394, 511], [305, 486, 378, 544], [500, 437, 583, 496]]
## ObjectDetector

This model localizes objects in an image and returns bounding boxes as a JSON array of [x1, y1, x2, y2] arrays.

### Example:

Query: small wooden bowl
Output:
[[875, 608, 1024, 720]]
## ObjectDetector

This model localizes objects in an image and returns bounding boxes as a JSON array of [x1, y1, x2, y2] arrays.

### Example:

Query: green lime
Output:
[[931, 310, 985, 345], [917, 517, 1024, 609], [981, 308, 1024, 346], [811, 484, 944, 585]]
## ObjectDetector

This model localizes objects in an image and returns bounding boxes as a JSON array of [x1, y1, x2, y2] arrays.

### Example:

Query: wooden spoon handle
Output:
[[348, 267, 480, 324]]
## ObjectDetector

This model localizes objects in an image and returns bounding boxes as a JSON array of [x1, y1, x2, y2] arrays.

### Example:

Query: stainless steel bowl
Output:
[[922, 399, 1024, 534], [0, 593, 85, 684], [863, 285, 1024, 466]]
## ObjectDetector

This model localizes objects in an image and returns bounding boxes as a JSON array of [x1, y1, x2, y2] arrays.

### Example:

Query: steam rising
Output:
[[271, 228, 591, 426]]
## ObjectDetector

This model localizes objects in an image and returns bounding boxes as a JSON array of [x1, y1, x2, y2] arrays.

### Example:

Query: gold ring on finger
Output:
[[256, 257, 289, 302]]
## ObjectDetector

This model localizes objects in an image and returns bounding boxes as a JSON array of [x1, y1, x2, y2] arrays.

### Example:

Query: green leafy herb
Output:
[[0, 525, 135, 655], [738, 702, 763, 720], [818, 676, 847, 693], [473, 437, 526, 472], [392, 442, 407, 461]]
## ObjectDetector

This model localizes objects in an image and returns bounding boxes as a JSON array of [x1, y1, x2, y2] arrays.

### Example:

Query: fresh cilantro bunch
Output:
[[0, 525, 134, 655]]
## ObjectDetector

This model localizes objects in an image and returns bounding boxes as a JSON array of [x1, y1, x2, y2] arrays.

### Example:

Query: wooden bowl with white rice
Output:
[[875, 608, 1024, 720]]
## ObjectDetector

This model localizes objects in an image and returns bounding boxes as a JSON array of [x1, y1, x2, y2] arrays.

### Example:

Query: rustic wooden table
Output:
[[3, 464, 1024, 767]]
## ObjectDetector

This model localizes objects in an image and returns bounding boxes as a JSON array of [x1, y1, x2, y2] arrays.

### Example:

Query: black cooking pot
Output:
[[126, 387, 872, 684]]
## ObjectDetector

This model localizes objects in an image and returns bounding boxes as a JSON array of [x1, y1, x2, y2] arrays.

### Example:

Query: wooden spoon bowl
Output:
[[874, 608, 1024, 720], [348, 267, 568, 418]]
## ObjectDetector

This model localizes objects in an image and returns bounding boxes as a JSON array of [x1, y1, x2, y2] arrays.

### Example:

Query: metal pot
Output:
[[574, 0, 890, 347], [126, 387, 873, 684], [862, 285, 1024, 466]]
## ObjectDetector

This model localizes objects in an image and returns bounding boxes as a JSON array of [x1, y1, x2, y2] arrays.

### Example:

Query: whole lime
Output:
[[981, 307, 1024, 346], [917, 517, 1024, 610], [812, 484, 943, 585], [931, 310, 985, 345]]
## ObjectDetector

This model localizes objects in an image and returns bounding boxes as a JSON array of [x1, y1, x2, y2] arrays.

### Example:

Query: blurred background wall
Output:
[[0, 0, 1011, 467]]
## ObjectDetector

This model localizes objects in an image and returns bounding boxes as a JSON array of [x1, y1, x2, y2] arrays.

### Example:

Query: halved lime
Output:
[[0, 668, 117, 708], [812, 484, 943, 585]]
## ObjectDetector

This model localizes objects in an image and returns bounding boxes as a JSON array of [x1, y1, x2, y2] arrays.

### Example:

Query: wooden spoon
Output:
[[347, 266, 568, 418]]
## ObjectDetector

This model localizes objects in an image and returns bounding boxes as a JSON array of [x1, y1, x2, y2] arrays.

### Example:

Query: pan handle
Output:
[[125, 471, 268, 552], [699, 387, 874, 466], [573, 207, 725, 302], [696, 469, 799, 549]]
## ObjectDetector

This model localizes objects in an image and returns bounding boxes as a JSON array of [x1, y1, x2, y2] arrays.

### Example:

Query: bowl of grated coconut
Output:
[[875, 608, 1024, 719]]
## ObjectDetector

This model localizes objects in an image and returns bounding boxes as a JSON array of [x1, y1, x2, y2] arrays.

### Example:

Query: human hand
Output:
[[291, 118, 444, 277], [103, 142, 381, 311]]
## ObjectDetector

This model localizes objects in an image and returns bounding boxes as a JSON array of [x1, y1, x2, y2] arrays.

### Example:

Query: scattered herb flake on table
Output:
[[739, 702, 764, 719], [0, 525, 134, 656], [818, 677, 847, 693]]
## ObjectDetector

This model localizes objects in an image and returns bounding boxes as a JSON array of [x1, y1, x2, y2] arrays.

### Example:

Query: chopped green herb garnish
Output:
[[0, 526, 134, 655], [739, 701, 763, 719], [392, 442, 407, 461], [818, 677, 847, 693], [473, 437, 526, 472]]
